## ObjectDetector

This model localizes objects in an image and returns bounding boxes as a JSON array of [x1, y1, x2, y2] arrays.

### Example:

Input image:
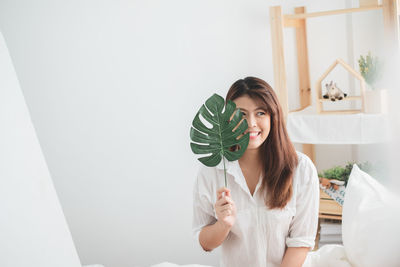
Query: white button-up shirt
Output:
[[192, 152, 319, 267]]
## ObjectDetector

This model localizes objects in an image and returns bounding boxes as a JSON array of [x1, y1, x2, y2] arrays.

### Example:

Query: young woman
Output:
[[192, 77, 319, 267]]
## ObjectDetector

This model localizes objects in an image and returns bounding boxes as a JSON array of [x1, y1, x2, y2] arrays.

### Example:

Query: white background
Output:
[[0, 0, 394, 266]]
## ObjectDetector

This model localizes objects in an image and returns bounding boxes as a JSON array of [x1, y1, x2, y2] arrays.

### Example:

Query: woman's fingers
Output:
[[215, 187, 235, 222], [215, 196, 233, 207], [221, 209, 231, 216], [220, 203, 232, 211], [216, 187, 230, 200], [215, 202, 233, 214]]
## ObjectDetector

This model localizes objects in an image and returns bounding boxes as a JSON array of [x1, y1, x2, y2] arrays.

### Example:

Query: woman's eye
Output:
[[240, 112, 246, 117], [257, 112, 265, 116]]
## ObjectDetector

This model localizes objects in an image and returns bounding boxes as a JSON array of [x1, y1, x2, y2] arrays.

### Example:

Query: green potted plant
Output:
[[358, 51, 387, 114], [319, 166, 347, 191], [318, 161, 381, 191]]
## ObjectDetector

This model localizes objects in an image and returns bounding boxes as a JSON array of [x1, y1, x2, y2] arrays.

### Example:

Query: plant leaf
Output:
[[190, 93, 250, 167]]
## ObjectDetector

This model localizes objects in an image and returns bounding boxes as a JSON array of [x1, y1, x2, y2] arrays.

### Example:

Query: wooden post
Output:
[[294, 6, 315, 163], [382, 0, 400, 56], [295, 7, 312, 109], [270, 6, 289, 120], [303, 144, 316, 164]]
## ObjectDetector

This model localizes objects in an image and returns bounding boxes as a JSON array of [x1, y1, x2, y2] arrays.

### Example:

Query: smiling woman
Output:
[[233, 95, 271, 150], [192, 77, 319, 267]]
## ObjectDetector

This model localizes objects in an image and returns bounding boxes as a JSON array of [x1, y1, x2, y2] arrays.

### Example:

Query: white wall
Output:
[[0, 31, 81, 267], [0, 0, 388, 266]]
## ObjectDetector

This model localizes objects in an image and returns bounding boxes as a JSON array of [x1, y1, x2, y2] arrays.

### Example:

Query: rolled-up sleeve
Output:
[[286, 157, 320, 250], [192, 167, 216, 251]]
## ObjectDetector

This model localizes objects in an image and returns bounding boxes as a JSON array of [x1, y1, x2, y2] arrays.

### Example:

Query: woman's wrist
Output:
[[216, 220, 232, 232]]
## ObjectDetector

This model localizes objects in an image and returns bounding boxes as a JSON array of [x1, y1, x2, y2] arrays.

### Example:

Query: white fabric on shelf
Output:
[[286, 106, 390, 144]]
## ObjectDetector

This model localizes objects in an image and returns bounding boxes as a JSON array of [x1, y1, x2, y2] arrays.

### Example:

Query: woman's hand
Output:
[[198, 188, 236, 251], [214, 187, 237, 229]]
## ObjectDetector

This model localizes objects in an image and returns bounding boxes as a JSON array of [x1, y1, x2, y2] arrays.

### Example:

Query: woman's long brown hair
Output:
[[226, 77, 298, 209]]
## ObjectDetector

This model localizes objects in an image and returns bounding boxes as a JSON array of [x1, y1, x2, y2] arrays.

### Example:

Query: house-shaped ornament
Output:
[[315, 58, 366, 114]]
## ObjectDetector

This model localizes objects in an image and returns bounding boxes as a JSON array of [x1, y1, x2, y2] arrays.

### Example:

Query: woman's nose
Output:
[[247, 115, 257, 127]]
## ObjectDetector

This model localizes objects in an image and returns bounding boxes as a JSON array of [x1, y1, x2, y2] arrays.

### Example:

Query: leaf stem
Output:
[[223, 156, 227, 188]]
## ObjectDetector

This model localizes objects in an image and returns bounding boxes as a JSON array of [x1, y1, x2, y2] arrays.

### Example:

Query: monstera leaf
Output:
[[190, 93, 249, 187]]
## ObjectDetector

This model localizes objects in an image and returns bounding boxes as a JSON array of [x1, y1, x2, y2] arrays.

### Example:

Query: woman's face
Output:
[[233, 95, 271, 150]]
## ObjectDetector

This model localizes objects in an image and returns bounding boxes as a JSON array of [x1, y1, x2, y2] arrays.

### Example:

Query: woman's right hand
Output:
[[214, 187, 236, 229]]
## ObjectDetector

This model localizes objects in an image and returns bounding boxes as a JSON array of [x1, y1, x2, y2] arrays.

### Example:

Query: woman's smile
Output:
[[249, 131, 261, 140]]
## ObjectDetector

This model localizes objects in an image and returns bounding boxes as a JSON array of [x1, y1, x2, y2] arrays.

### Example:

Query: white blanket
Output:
[[151, 263, 213, 267], [303, 245, 351, 267]]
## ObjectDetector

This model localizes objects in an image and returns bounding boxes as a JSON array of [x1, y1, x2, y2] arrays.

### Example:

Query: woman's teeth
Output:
[[249, 132, 260, 139]]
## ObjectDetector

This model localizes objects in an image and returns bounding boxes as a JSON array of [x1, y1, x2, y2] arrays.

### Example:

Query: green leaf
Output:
[[190, 93, 250, 167]]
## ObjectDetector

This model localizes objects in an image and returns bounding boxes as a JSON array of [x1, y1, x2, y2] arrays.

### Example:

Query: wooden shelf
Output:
[[319, 189, 342, 220], [318, 109, 363, 114], [284, 5, 382, 20], [270, 1, 398, 250], [315, 189, 343, 249], [318, 96, 362, 102], [270, 0, 399, 163]]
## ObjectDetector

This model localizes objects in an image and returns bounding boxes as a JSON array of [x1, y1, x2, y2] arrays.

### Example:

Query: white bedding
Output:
[[302, 245, 351, 267], [150, 263, 213, 267], [304, 164, 400, 267]]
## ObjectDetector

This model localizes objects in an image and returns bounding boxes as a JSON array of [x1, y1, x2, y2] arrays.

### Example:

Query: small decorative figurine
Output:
[[323, 81, 348, 101]]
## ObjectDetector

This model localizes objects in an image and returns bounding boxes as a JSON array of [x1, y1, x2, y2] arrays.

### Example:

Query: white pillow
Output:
[[342, 164, 400, 267]]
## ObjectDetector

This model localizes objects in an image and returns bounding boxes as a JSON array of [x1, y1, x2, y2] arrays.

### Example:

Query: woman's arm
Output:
[[199, 187, 236, 251], [199, 220, 231, 251], [283, 157, 319, 265], [280, 247, 309, 267]]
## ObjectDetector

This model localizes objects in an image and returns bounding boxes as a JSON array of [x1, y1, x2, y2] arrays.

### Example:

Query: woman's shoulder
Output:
[[194, 164, 220, 191], [293, 151, 318, 185], [197, 164, 219, 177], [295, 151, 314, 167]]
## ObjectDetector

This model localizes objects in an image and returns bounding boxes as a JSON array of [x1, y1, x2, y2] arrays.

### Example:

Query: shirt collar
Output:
[[216, 157, 250, 192], [216, 157, 263, 200], [215, 157, 239, 173]]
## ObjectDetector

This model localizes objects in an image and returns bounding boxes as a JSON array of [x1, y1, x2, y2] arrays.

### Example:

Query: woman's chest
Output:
[[211, 169, 296, 236], [230, 204, 295, 237]]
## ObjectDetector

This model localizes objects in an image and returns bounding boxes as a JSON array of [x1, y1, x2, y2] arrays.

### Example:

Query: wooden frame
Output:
[[270, 0, 399, 163], [360, 0, 379, 7], [315, 58, 366, 114]]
